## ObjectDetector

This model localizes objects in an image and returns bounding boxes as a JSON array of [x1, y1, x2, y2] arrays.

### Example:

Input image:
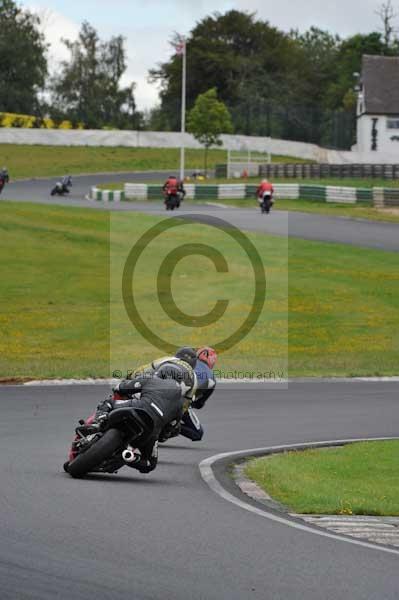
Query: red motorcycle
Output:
[[164, 188, 180, 210]]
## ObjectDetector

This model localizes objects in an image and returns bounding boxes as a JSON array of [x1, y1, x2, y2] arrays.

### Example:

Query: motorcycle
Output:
[[51, 178, 72, 197], [64, 407, 156, 478], [258, 191, 273, 214], [0, 177, 5, 195], [164, 189, 180, 210]]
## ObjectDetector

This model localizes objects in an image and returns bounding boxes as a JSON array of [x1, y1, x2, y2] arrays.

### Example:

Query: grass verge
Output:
[[0, 144, 306, 180], [245, 441, 399, 516], [275, 199, 399, 223], [1, 201, 398, 378]]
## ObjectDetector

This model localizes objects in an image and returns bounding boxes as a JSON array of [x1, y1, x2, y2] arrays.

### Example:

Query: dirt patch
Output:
[[0, 377, 31, 385], [377, 208, 399, 216]]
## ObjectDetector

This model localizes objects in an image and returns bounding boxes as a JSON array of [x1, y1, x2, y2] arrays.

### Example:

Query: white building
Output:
[[356, 55, 399, 155]]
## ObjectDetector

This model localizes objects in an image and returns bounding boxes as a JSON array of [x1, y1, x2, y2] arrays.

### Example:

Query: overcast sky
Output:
[[25, 0, 389, 111]]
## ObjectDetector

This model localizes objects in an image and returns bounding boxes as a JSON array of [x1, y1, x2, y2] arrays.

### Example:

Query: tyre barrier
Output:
[[88, 183, 398, 206], [123, 183, 373, 204], [90, 187, 126, 202]]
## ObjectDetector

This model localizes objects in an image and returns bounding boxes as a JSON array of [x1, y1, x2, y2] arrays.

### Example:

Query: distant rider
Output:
[[163, 175, 179, 196], [256, 179, 274, 205], [61, 174, 72, 193], [1, 167, 9, 183]]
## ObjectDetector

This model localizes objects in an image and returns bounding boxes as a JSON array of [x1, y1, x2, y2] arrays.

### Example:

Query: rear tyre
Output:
[[67, 429, 123, 478]]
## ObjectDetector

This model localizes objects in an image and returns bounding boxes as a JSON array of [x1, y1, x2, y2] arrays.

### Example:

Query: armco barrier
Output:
[[89, 187, 125, 202], [123, 183, 373, 204]]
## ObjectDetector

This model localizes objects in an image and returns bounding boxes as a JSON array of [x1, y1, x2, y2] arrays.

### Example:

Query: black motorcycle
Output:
[[64, 407, 156, 478], [51, 178, 72, 196], [164, 190, 180, 210], [0, 176, 5, 195], [258, 192, 273, 214]]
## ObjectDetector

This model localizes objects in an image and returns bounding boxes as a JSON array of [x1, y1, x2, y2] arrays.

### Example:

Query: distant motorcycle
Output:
[[257, 191, 273, 214], [50, 176, 72, 197], [0, 176, 6, 195], [164, 189, 180, 210]]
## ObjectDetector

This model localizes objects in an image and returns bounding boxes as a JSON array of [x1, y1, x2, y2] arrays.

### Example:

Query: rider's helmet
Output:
[[262, 179, 268, 183], [197, 346, 217, 369], [175, 346, 197, 368]]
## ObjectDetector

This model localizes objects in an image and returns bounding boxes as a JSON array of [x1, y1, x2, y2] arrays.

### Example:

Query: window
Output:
[[387, 118, 399, 129]]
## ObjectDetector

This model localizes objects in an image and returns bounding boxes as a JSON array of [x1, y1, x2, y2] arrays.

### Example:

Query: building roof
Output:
[[361, 54, 399, 115]]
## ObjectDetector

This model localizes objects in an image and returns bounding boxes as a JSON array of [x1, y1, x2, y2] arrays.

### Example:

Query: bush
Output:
[[0, 112, 81, 130]]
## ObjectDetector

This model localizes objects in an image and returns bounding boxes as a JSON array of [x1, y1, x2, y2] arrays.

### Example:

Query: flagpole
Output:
[[180, 37, 186, 182]]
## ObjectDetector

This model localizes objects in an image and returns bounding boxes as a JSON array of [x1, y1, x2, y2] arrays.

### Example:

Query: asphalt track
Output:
[[1, 382, 398, 599], [2, 172, 399, 251], [2, 173, 399, 597]]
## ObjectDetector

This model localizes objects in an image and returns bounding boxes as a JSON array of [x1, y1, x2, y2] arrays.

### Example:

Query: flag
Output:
[[175, 37, 185, 56]]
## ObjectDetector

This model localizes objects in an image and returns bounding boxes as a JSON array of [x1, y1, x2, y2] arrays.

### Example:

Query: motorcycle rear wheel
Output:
[[67, 428, 123, 478]]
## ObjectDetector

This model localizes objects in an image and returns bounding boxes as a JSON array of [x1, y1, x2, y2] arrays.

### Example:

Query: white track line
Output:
[[20, 377, 399, 386], [199, 437, 399, 557]]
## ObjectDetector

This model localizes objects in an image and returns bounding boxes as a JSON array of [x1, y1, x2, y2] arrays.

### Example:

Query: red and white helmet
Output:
[[197, 346, 217, 369]]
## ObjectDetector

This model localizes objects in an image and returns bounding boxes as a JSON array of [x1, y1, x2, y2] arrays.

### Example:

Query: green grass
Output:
[[98, 176, 399, 188], [247, 177, 399, 188], [274, 199, 399, 223], [1, 200, 399, 379], [245, 441, 399, 515], [0, 144, 307, 180]]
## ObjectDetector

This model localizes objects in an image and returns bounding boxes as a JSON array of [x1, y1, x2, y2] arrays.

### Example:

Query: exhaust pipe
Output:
[[122, 447, 140, 464]]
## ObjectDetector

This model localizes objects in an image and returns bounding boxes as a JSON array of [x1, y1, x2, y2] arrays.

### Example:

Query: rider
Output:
[[163, 175, 178, 194], [179, 347, 217, 441], [0, 166, 9, 183], [256, 178, 274, 205], [65, 347, 198, 473], [61, 174, 72, 193]]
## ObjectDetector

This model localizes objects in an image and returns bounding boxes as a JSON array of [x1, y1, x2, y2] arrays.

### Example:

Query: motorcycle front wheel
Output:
[[67, 428, 123, 478]]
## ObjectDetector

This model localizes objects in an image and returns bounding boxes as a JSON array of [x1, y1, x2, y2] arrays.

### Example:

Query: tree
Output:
[[148, 8, 397, 148], [325, 32, 387, 111], [149, 11, 295, 132], [0, 0, 48, 114], [50, 21, 142, 129], [187, 88, 233, 174], [375, 0, 399, 51]]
